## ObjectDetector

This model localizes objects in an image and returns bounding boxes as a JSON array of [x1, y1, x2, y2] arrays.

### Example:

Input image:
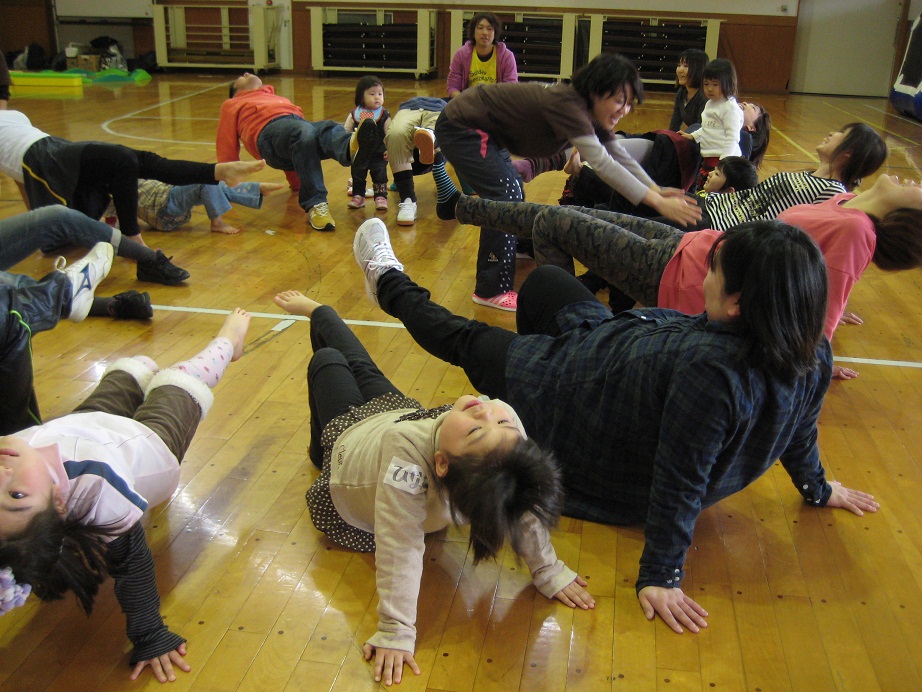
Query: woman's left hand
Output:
[[832, 364, 860, 380], [839, 311, 863, 325], [825, 480, 879, 516], [130, 643, 190, 683]]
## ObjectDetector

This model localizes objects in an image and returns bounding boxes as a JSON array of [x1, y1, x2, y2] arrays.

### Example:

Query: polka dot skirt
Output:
[[306, 393, 450, 552]]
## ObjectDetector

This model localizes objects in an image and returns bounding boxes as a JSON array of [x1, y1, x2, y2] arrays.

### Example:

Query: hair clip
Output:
[[0, 566, 32, 615]]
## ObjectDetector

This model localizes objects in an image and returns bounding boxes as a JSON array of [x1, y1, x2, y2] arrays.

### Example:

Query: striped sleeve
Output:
[[704, 172, 847, 230], [106, 522, 186, 664]]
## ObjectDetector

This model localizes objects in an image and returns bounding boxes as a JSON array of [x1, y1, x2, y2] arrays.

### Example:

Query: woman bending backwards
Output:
[[0, 309, 251, 682], [445, 173, 922, 379], [274, 283, 592, 686]]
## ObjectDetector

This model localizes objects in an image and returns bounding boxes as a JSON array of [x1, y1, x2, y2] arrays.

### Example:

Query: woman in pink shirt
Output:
[[450, 175, 922, 378]]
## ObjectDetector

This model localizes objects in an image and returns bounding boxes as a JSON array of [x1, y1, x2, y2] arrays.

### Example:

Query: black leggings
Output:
[[375, 265, 599, 399], [306, 306, 400, 467], [75, 144, 217, 237]]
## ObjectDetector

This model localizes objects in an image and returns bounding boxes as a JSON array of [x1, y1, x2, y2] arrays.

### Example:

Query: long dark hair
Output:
[[439, 437, 563, 564], [677, 49, 709, 90], [830, 123, 887, 191], [0, 505, 118, 614], [747, 105, 772, 168], [870, 207, 922, 271], [706, 221, 828, 379]]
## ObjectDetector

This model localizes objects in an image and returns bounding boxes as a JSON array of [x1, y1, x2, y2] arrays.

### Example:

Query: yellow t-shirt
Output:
[[468, 49, 497, 88]]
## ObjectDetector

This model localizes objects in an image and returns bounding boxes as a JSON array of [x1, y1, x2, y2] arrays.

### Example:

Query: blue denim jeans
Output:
[[0, 205, 118, 270], [164, 181, 263, 221], [256, 115, 352, 211]]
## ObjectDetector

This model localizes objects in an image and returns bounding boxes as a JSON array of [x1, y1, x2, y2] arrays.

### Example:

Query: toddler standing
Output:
[[682, 59, 744, 190], [344, 76, 391, 211]]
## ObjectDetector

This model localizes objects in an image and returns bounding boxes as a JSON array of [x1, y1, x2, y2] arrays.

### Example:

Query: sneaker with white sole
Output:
[[374, 196, 388, 211], [58, 242, 115, 322], [353, 218, 403, 306], [348, 194, 366, 209], [413, 127, 436, 165], [309, 202, 336, 231], [472, 291, 517, 312], [397, 198, 417, 226]]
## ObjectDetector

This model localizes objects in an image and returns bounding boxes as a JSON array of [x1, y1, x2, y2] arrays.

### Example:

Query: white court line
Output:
[[151, 304, 407, 330], [101, 83, 228, 145], [151, 305, 922, 368]]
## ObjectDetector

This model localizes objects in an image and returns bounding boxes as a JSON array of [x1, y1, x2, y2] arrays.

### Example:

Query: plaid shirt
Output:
[[505, 301, 833, 591], [137, 179, 189, 231]]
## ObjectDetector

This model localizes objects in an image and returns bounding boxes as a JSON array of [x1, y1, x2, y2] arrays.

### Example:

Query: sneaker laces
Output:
[[367, 242, 401, 272], [313, 202, 330, 216], [399, 199, 415, 211]]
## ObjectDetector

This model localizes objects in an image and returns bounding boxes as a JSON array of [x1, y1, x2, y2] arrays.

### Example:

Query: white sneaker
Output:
[[353, 218, 403, 306], [58, 242, 115, 322], [397, 198, 417, 226]]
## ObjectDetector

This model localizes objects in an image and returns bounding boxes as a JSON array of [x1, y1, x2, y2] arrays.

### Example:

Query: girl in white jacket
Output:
[[275, 289, 594, 686]]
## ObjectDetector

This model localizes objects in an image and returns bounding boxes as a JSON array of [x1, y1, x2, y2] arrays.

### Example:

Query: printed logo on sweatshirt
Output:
[[383, 459, 427, 495]]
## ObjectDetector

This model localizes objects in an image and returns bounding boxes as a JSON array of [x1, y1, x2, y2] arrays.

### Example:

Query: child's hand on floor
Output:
[[553, 575, 595, 609], [130, 642, 191, 683], [363, 643, 420, 686]]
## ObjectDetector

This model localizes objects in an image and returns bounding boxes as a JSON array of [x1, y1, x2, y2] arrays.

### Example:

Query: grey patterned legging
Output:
[[456, 196, 685, 307]]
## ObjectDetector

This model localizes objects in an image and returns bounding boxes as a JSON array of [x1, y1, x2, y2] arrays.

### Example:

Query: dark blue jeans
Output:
[[435, 113, 522, 298], [257, 115, 352, 211]]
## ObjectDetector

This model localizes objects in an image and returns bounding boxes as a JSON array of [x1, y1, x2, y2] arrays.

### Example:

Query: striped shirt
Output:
[[703, 171, 847, 230]]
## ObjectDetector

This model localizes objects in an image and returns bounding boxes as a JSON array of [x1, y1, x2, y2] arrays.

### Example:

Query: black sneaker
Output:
[[351, 118, 380, 171], [108, 290, 153, 319], [136, 250, 190, 285]]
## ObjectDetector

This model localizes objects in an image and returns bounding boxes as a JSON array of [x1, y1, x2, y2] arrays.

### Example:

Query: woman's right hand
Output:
[[653, 193, 702, 227], [363, 643, 420, 686]]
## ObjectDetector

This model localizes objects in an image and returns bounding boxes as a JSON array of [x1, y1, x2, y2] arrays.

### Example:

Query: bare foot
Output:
[[215, 159, 267, 188], [217, 308, 251, 361], [259, 182, 286, 197], [210, 216, 242, 234], [274, 290, 322, 317]]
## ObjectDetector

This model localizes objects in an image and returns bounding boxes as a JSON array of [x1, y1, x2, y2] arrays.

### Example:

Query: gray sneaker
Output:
[[58, 242, 114, 322], [353, 218, 403, 306]]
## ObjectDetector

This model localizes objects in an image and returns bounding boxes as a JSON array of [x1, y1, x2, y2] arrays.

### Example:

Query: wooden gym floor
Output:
[[0, 72, 921, 691]]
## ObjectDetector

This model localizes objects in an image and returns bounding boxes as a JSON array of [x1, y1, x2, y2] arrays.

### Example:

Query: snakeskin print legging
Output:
[[455, 196, 684, 307]]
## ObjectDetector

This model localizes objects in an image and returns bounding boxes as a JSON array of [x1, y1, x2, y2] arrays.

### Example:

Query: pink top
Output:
[[657, 228, 721, 316], [656, 194, 876, 342], [778, 193, 875, 341]]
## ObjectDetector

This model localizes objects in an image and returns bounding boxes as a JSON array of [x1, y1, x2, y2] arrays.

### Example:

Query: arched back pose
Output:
[[0, 309, 251, 683], [352, 217, 878, 637], [0, 109, 263, 247], [434, 53, 701, 311], [274, 284, 591, 686], [450, 174, 922, 378], [569, 121, 882, 226]]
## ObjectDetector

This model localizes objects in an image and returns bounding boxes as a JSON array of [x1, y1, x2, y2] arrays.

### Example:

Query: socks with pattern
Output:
[[170, 336, 233, 388], [433, 160, 461, 220]]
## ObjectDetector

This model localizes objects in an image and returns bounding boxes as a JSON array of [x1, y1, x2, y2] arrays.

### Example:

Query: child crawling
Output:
[[274, 290, 594, 686], [0, 308, 251, 682]]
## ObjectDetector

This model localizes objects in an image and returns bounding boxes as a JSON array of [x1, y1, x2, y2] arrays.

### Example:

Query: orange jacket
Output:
[[215, 86, 303, 163]]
